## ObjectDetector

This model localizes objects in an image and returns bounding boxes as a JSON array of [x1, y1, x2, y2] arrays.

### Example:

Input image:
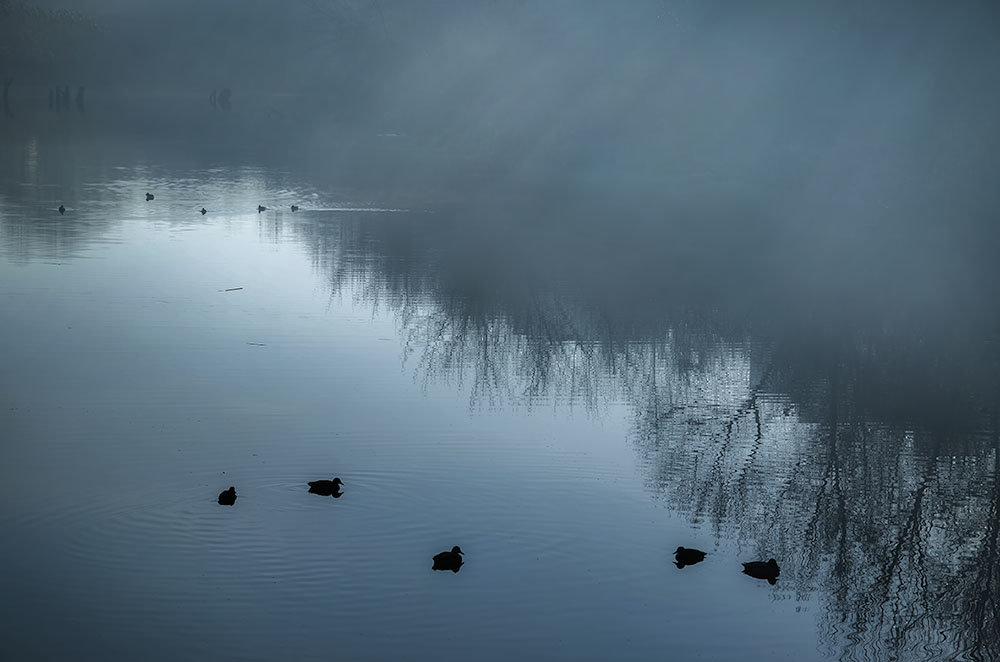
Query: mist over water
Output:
[[3, 2, 1000, 660]]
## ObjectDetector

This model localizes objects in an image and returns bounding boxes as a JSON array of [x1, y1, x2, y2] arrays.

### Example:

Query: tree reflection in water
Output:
[[298, 208, 1000, 660]]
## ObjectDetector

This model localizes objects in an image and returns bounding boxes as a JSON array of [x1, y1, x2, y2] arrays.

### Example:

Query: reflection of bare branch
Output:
[[956, 410, 1000, 660], [636, 348, 998, 659]]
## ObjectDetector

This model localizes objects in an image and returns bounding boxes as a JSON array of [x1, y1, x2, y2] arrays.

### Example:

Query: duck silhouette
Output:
[[58, 205, 65, 215], [674, 546, 706, 569], [290, 205, 299, 212], [217, 486, 237, 506], [200, 208, 207, 215], [257, 205, 266, 213], [145, 192, 154, 201], [742, 558, 780, 584], [432, 546, 464, 573], [307, 477, 343, 497]]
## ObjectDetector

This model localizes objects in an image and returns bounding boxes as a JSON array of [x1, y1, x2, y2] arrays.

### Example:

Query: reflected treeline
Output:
[[291, 204, 1000, 659], [295, 198, 1000, 412]]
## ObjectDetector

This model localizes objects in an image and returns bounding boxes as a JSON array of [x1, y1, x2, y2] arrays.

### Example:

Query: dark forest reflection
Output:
[[295, 204, 1000, 660]]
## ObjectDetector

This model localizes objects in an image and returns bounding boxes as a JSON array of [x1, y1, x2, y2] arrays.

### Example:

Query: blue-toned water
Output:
[[1, 134, 998, 661]]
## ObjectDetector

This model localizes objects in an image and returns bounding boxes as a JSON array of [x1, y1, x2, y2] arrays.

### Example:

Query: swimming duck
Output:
[[742, 558, 780, 584], [145, 192, 154, 201], [200, 208, 207, 215], [307, 477, 343, 497], [58, 205, 65, 215], [432, 546, 464, 573], [290, 205, 299, 212], [217, 486, 237, 506], [674, 546, 706, 568], [257, 205, 266, 213]]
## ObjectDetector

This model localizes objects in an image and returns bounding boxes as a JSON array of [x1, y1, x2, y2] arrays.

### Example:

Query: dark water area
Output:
[[1, 130, 999, 661]]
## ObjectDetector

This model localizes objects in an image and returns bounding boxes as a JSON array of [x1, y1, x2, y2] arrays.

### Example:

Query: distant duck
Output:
[[58, 205, 65, 215], [200, 208, 207, 215], [145, 192, 154, 201], [432, 546, 464, 573], [742, 558, 780, 584], [257, 205, 266, 213], [674, 546, 706, 569], [290, 205, 299, 212], [307, 477, 343, 497], [217, 486, 237, 506]]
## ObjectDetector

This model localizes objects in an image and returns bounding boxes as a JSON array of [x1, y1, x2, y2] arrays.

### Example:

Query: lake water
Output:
[[1, 132, 999, 661]]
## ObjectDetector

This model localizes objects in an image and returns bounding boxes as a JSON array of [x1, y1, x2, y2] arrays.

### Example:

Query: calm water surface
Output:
[[1, 136, 998, 661]]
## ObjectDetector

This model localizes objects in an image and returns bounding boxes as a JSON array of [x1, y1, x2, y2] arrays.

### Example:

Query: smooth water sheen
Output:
[[1, 136, 998, 661]]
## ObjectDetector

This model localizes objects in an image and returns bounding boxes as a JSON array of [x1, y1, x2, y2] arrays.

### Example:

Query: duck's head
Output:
[[675, 547, 686, 554], [767, 559, 778, 567], [226, 486, 235, 493], [451, 546, 463, 555], [332, 477, 343, 486]]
